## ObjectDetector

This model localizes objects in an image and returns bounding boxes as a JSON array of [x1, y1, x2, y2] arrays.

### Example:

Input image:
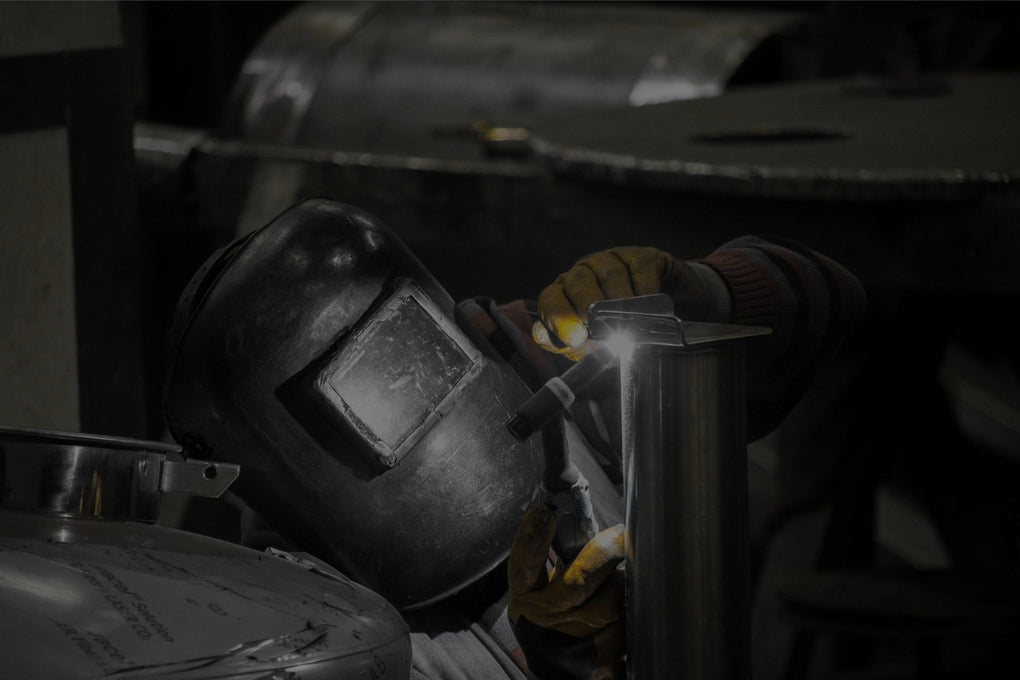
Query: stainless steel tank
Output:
[[0, 426, 411, 679]]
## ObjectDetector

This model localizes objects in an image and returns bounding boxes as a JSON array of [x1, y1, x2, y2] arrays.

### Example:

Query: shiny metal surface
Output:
[[0, 426, 238, 522], [225, 2, 805, 160], [0, 510, 410, 679], [623, 347, 750, 680], [590, 298, 767, 680]]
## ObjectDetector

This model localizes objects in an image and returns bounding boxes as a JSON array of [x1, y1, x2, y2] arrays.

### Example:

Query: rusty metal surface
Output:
[[225, 1, 806, 160], [526, 74, 1020, 202]]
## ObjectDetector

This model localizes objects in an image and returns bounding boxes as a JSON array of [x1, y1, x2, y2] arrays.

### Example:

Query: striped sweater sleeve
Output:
[[699, 235, 867, 439]]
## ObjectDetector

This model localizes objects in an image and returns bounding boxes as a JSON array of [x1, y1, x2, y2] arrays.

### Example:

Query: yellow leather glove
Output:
[[535, 247, 688, 360], [508, 503, 626, 680]]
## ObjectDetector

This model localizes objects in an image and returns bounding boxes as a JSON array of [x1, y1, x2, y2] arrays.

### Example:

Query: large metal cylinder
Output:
[[622, 343, 751, 679], [224, 2, 806, 159]]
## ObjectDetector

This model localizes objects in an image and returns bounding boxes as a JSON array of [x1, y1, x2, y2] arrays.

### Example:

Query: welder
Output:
[[164, 199, 865, 680]]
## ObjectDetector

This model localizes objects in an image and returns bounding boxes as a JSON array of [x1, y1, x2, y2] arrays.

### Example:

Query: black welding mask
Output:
[[164, 199, 543, 610]]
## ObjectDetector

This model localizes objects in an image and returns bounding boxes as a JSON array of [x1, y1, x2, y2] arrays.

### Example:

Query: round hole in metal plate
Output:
[[204, 465, 218, 480], [693, 127, 853, 144], [843, 78, 951, 98]]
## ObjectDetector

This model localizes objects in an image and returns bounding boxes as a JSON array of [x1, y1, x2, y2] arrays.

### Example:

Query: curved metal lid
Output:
[[0, 425, 239, 523], [0, 512, 411, 679], [527, 74, 1020, 201]]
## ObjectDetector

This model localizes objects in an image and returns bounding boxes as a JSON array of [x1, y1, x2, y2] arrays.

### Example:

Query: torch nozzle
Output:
[[505, 343, 617, 441]]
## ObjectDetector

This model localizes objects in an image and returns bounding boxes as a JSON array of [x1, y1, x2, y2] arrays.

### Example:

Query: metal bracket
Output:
[[588, 293, 771, 347], [160, 459, 240, 498]]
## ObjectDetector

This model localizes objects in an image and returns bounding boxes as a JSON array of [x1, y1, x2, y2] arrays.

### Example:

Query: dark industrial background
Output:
[[2, 2, 1020, 678]]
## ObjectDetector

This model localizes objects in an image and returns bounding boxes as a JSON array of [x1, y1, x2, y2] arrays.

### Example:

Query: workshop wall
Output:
[[0, 1, 144, 438]]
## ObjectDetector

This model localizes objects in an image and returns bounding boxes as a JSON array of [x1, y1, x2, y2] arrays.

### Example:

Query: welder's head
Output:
[[164, 198, 542, 609]]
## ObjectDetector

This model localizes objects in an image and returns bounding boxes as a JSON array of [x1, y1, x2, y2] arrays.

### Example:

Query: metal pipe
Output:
[[588, 294, 768, 680], [506, 343, 617, 441], [621, 343, 751, 680]]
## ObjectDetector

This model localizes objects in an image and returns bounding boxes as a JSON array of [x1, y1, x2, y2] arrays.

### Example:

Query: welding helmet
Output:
[[164, 198, 543, 609]]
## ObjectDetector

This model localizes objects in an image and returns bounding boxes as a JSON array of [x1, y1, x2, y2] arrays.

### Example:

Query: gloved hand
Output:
[[508, 503, 626, 680], [535, 246, 691, 360]]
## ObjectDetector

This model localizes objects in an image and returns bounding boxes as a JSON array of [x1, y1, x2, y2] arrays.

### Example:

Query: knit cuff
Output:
[[699, 251, 782, 328], [685, 262, 732, 323]]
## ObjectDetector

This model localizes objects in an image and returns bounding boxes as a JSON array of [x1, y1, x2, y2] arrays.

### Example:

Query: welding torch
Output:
[[505, 323, 619, 562], [507, 295, 681, 442], [505, 341, 617, 442]]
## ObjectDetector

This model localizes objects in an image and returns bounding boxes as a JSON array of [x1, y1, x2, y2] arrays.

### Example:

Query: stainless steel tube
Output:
[[621, 342, 751, 680]]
